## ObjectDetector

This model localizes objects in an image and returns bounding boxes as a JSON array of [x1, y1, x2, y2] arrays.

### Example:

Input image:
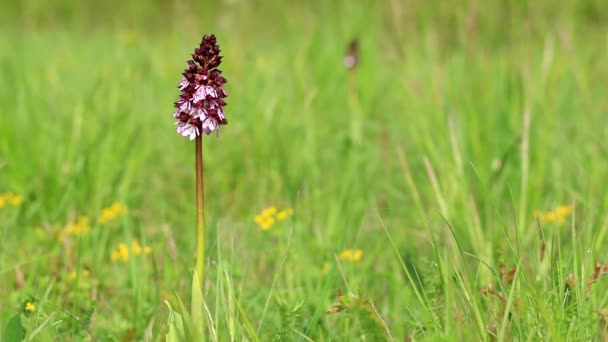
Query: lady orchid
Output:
[[172, 34, 228, 139]]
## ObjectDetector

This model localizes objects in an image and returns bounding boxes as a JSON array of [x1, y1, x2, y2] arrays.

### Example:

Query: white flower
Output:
[[191, 107, 206, 119], [193, 85, 217, 103], [343, 55, 357, 69], [202, 118, 217, 134], [217, 108, 226, 120], [176, 122, 199, 140], [177, 98, 191, 112], [206, 86, 218, 98], [179, 78, 189, 91]]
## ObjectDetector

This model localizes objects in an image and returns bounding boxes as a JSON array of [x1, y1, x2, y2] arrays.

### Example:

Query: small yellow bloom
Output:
[[255, 206, 294, 230], [0, 192, 23, 208], [261, 207, 278, 217], [542, 212, 556, 223], [111, 241, 151, 262], [338, 249, 363, 262], [276, 208, 294, 220], [72, 216, 91, 234], [535, 204, 574, 226], [254, 214, 266, 225], [110, 250, 120, 262], [69, 269, 91, 279], [259, 217, 275, 230], [132, 240, 142, 255], [117, 243, 130, 262], [58, 216, 91, 240], [98, 202, 128, 224], [555, 205, 574, 216], [8, 194, 22, 206], [25, 302, 35, 312]]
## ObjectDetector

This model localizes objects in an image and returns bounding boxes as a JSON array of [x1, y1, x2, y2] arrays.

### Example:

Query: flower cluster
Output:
[[110, 240, 152, 262], [98, 202, 128, 224], [172, 34, 228, 139], [0, 192, 23, 208], [338, 249, 363, 262], [534, 205, 574, 225], [58, 216, 91, 240], [254, 206, 294, 230]]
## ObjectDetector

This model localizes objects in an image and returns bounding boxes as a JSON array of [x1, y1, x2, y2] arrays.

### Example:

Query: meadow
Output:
[[2, 0, 608, 340]]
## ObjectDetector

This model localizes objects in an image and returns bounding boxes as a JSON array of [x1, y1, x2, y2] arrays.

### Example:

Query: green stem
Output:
[[195, 135, 205, 290]]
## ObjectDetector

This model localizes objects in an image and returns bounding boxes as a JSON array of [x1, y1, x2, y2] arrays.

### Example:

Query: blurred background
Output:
[[2, 0, 608, 340]]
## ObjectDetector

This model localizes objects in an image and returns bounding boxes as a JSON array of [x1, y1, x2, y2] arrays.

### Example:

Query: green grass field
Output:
[[2, 1, 608, 340]]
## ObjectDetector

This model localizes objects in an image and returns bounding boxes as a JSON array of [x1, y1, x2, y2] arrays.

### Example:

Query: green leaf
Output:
[[190, 271, 205, 339], [165, 301, 185, 342], [4, 314, 25, 342], [173, 291, 194, 341], [27, 312, 56, 341]]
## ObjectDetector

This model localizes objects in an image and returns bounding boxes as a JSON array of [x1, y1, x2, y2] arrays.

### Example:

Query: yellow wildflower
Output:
[[338, 249, 363, 262], [259, 217, 275, 230], [98, 202, 128, 224], [72, 216, 91, 234], [0, 192, 23, 208], [254, 208, 276, 230], [132, 240, 151, 255], [254, 206, 294, 230], [25, 302, 36, 312], [542, 212, 557, 223], [556, 205, 574, 216], [276, 208, 294, 220], [69, 269, 91, 280], [535, 204, 574, 226], [261, 207, 278, 217], [132, 240, 142, 255], [9, 194, 23, 206], [111, 240, 151, 262], [254, 214, 266, 225], [116, 243, 130, 262], [58, 216, 91, 240]]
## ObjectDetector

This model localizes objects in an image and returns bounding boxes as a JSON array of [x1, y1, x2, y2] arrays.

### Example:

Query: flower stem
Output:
[[195, 135, 205, 291]]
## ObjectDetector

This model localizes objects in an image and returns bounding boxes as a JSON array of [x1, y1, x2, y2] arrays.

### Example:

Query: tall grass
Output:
[[2, 0, 608, 340]]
